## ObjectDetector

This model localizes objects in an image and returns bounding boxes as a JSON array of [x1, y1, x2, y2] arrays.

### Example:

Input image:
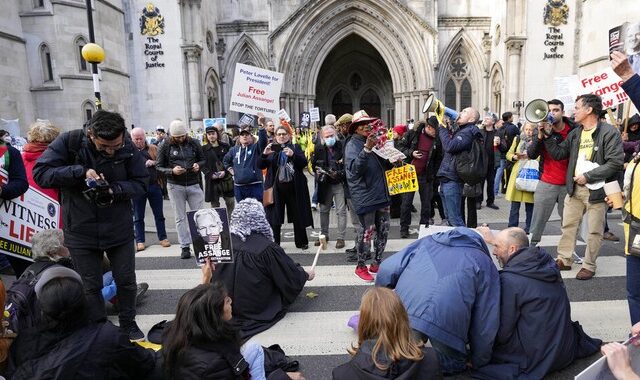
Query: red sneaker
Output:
[[369, 263, 380, 274], [355, 265, 374, 282]]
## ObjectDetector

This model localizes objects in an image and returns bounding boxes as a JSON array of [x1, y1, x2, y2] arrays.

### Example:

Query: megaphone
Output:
[[524, 99, 556, 124], [422, 93, 459, 127]]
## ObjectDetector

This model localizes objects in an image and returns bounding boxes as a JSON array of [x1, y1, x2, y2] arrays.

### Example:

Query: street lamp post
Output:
[[82, 0, 105, 109], [512, 100, 525, 116]]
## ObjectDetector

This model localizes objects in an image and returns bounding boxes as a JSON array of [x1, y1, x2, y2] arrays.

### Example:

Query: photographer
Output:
[[312, 126, 347, 249], [33, 110, 149, 341]]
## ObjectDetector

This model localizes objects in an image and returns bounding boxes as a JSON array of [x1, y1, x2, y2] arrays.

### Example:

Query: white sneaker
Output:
[[572, 252, 583, 264], [311, 203, 318, 211]]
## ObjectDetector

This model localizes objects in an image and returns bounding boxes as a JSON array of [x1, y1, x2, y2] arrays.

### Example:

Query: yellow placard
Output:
[[385, 164, 419, 195]]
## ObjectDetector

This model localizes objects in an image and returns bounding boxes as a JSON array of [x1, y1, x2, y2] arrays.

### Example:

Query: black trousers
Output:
[[461, 196, 477, 228], [400, 172, 432, 230], [431, 180, 446, 220], [483, 165, 497, 205], [72, 240, 137, 326], [271, 182, 309, 248]]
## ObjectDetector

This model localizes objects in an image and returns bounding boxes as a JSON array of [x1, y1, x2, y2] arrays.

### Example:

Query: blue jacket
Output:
[[623, 73, 640, 110], [223, 129, 268, 186], [344, 134, 391, 215], [436, 124, 482, 182], [474, 247, 602, 379], [375, 228, 500, 368]]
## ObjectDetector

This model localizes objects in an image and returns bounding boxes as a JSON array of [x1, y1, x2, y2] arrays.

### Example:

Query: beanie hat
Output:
[[229, 198, 274, 242], [169, 119, 188, 136], [336, 113, 353, 126], [393, 125, 407, 137]]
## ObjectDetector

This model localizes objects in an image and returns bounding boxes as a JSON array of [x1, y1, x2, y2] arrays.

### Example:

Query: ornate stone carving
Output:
[[505, 36, 527, 53], [182, 45, 202, 63]]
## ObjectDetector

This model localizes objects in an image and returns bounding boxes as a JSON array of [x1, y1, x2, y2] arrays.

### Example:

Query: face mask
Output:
[[325, 136, 336, 147]]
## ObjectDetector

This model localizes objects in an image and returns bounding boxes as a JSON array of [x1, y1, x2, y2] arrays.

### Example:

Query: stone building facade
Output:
[[1, 0, 639, 134]]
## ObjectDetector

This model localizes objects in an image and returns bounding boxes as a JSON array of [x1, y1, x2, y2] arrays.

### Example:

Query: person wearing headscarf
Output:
[[211, 199, 315, 339]]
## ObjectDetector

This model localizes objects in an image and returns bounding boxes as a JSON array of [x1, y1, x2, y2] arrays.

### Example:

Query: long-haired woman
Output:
[[333, 287, 442, 379]]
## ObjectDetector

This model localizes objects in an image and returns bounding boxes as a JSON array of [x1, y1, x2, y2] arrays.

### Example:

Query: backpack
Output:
[[455, 137, 488, 186], [4, 261, 58, 335]]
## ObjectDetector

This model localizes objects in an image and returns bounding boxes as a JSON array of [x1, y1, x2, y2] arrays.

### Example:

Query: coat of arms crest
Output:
[[140, 2, 165, 36], [543, 0, 569, 27]]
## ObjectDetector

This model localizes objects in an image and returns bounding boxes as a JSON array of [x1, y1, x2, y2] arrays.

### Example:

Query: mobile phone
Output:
[[271, 144, 282, 152]]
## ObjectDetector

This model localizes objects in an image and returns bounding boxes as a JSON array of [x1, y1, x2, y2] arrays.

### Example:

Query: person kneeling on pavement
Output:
[[211, 198, 315, 339], [473, 227, 602, 379], [7, 267, 156, 379], [375, 227, 500, 375]]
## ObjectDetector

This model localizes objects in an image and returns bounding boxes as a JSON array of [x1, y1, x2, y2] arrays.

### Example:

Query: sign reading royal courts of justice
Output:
[[139, 2, 166, 69]]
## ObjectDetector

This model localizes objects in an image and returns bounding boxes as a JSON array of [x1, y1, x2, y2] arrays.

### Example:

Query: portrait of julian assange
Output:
[[188, 208, 233, 264]]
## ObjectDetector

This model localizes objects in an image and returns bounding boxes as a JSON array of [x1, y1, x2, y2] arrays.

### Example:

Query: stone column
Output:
[[482, 32, 492, 112], [184, 46, 203, 120], [505, 37, 526, 113]]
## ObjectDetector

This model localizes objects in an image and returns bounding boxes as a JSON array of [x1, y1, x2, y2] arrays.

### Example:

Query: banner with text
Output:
[[0, 169, 60, 261], [229, 63, 284, 120], [385, 164, 418, 196], [187, 208, 233, 266], [571, 68, 630, 109]]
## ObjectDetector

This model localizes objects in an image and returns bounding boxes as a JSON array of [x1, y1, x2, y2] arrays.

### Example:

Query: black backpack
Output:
[[4, 261, 58, 335], [455, 136, 488, 186]]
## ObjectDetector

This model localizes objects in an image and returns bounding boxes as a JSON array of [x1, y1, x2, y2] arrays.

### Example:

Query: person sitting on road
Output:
[[211, 198, 314, 339], [473, 227, 602, 379], [333, 287, 442, 379], [7, 267, 155, 379], [375, 227, 500, 375]]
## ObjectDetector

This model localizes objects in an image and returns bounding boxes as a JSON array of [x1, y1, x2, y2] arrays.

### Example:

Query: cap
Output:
[[336, 113, 353, 126], [35, 266, 83, 298], [155, 125, 165, 133], [239, 124, 254, 134]]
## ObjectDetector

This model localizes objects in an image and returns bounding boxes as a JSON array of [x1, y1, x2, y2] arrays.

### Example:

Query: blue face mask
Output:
[[325, 136, 336, 147]]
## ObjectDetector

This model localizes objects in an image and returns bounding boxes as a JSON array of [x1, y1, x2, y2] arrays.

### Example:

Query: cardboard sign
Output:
[[229, 63, 284, 120], [373, 145, 406, 162], [385, 164, 418, 195], [309, 107, 320, 122], [238, 113, 255, 126], [299, 112, 311, 128], [0, 169, 60, 261], [203, 117, 227, 131], [277, 109, 291, 122], [187, 208, 233, 265], [572, 67, 630, 108], [576, 337, 640, 380]]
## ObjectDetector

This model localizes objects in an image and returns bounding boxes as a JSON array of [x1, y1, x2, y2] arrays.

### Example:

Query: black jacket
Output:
[[312, 140, 345, 204], [543, 121, 624, 202], [398, 127, 443, 181], [33, 130, 148, 249], [8, 321, 156, 380], [527, 117, 577, 176], [202, 142, 233, 201], [0, 143, 29, 200], [212, 233, 309, 339], [473, 247, 602, 380], [332, 341, 442, 380], [156, 137, 206, 186]]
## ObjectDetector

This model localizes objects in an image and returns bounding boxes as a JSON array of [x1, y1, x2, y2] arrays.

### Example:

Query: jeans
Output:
[[168, 183, 204, 248], [556, 185, 606, 272], [400, 173, 432, 230], [357, 207, 390, 266], [412, 329, 467, 375], [628, 255, 640, 325], [133, 183, 167, 243], [494, 158, 507, 195], [72, 241, 137, 326], [529, 181, 567, 245], [240, 341, 266, 380], [319, 183, 347, 240], [508, 201, 534, 233], [234, 183, 263, 203], [440, 181, 464, 227]]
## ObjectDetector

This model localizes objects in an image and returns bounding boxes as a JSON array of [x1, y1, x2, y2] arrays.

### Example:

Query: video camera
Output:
[[83, 177, 114, 207]]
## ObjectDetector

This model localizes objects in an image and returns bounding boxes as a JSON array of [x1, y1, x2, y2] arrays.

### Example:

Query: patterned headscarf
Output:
[[229, 198, 274, 242]]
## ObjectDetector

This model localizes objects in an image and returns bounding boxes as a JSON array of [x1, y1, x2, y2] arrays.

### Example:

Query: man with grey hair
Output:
[[312, 125, 347, 248], [324, 114, 336, 126], [30, 228, 70, 261], [474, 226, 602, 379]]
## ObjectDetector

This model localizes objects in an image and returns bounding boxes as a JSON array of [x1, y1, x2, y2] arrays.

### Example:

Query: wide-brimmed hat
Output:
[[348, 110, 377, 134]]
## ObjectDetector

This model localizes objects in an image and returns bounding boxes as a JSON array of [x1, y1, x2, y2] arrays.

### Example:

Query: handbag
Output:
[[263, 187, 274, 207], [515, 159, 539, 192], [463, 183, 483, 198], [278, 162, 295, 183]]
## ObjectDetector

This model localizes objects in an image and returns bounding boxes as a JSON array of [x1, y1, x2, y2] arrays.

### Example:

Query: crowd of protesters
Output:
[[1, 51, 640, 379]]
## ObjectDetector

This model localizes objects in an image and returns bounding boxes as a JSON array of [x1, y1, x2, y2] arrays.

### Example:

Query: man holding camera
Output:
[[33, 110, 149, 341], [312, 125, 347, 249]]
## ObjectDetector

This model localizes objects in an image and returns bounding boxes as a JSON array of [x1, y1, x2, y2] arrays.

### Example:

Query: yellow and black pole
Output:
[[81, 0, 105, 109]]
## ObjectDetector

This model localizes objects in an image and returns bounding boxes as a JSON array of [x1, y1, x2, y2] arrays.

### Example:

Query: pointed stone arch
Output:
[[490, 62, 505, 114], [204, 67, 221, 118], [223, 33, 269, 88], [436, 29, 486, 109]]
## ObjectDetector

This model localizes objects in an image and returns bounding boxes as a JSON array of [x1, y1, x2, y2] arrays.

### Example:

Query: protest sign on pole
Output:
[[187, 208, 233, 265], [385, 164, 418, 196], [276, 109, 291, 122], [229, 63, 284, 120], [571, 67, 630, 109], [0, 169, 60, 261], [309, 107, 320, 122], [203, 117, 227, 131], [238, 113, 255, 126]]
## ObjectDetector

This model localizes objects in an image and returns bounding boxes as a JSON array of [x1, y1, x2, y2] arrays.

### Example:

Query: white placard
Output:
[[309, 107, 320, 122], [572, 67, 630, 109], [277, 109, 291, 122], [554, 75, 578, 114], [229, 63, 284, 120]]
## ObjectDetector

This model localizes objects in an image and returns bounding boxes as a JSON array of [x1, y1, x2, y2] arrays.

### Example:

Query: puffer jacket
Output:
[[436, 123, 482, 182], [344, 134, 391, 215], [375, 227, 500, 369], [156, 137, 206, 186], [543, 121, 624, 202]]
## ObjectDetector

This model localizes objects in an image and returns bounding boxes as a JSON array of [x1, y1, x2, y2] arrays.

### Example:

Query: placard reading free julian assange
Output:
[[187, 207, 233, 265]]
